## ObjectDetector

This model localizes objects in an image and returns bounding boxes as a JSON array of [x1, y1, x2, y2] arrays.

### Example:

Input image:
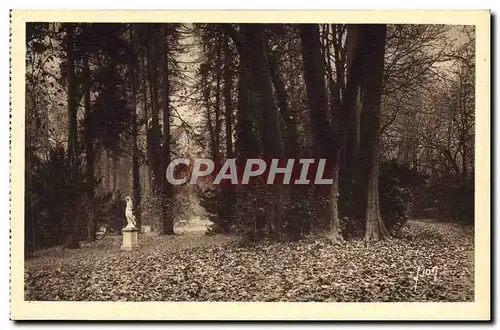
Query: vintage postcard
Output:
[[10, 10, 490, 320]]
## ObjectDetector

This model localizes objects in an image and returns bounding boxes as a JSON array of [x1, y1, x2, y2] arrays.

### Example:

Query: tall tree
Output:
[[300, 24, 339, 241], [162, 24, 175, 235], [147, 27, 163, 197], [221, 34, 235, 233], [241, 24, 285, 161], [235, 41, 260, 159], [223, 35, 234, 161], [142, 56, 153, 191], [65, 23, 80, 248], [222, 23, 287, 236], [130, 24, 142, 231], [214, 38, 222, 166], [359, 24, 390, 241], [82, 39, 96, 241], [266, 38, 299, 159], [300, 23, 365, 242], [242, 24, 286, 236]]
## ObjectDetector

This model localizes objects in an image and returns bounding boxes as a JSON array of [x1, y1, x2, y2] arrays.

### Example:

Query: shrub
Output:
[[229, 181, 307, 241], [230, 182, 268, 240], [432, 172, 474, 224], [141, 194, 164, 232], [339, 216, 365, 240], [338, 160, 423, 238], [25, 146, 88, 251], [25, 145, 133, 254], [378, 161, 422, 236], [198, 186, 233, 234], [282, 186, 319, 239], [379, 180, 412, 236]]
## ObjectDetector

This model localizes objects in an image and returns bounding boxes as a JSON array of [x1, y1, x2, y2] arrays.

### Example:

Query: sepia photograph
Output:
[[10, 10, 490, 320]]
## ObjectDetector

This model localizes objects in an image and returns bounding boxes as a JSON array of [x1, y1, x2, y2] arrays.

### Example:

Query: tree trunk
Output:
[[222, 34, 235, 233], [112, 156, 118, 193], [147, 29, 162, 197], [142, 57, 153, 193], [241, 24, 286, 237], [106, 150, 111, 192], [360, 24, 390, 241], [130, 24, 142, 232], [65, 23, 80, 248], [241, 24, 285, 160], [204, 78, 216, 161], [329, 158, 344, 242], [224, 36, 234, 160], [300, 24, 343, 240], [267, 29, 302, 235], [300, 24, 366, 241], [214, 39, 222, 166], [83, 50, 96, 241], [235, 46, 260, 159], [25, 146, 36, 255], [66, 24, 78, 169], [345, 89, 362, 169], [299, 24, 331, 160], [161, 24, 174, 235], [462, 129, 468, 181], [266, 44, 299, 159]]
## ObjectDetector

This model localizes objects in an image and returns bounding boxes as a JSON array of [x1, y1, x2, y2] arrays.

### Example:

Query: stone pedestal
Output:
[[121, 226, 139, 251]]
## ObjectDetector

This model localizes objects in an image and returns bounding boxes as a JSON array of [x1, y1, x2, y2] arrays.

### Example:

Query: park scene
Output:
[[24, 22, 475, 302]]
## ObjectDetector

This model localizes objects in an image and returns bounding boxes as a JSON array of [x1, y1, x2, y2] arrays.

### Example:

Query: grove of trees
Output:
[[25, 23, 475, 254]]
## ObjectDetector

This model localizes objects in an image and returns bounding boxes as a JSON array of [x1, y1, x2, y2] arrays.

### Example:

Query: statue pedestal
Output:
[[121, 226, 139, 251]]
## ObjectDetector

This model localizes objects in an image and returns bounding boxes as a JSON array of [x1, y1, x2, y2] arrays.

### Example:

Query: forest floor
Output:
[[24, 218, 474, 302]]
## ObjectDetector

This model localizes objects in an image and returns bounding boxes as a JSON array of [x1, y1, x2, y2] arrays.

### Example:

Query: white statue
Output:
[[125, 196, 137, 229]]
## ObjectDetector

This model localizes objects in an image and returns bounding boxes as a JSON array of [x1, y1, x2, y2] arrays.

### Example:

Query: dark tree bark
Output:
[[300, 24, 366, 242], [147, 28, 162, 196], [130, 24, 142, 232], [83, 49, 96, 241], [112, 156, 118, 193], [220, 25, 259, 159], [214, 39, 222, 166], [106, 150, 111, 192], [359, 24, 390, 241], [266, 29, 302, 236], [338, 24, 361, 170], [200, 62, 217, 161], [323, 24, 335, 114], [223, 35, 234, 160], [235, 47, 260, 159], [332, 24, 346, 102], [300, 23, 343, 241], [65, 23, 80, 248], [266, 44, 299, 159], [66, 24, 77, 175], [300, 24, 331, 159], [221, 34, 235, 233], [241, 24, 285, 160], [141, 57, 153, 192], [161, 24, 174, 235], [224, 24, 287, 237], [241, 24, 287, 236], [145, 27, 166, 233]]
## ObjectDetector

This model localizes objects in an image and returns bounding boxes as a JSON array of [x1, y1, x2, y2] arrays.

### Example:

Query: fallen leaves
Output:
[[25, 220, 474, 302]]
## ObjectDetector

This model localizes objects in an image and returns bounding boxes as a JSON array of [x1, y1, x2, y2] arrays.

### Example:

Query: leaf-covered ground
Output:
[[25, 219, 474, 302]]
